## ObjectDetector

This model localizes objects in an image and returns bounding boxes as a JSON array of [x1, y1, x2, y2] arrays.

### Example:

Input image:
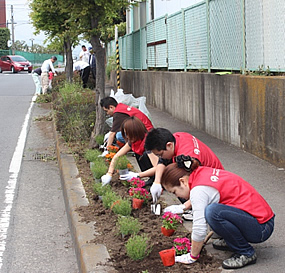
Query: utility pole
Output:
[[11, 5, 15, 55], [30, 38, 34, 52]]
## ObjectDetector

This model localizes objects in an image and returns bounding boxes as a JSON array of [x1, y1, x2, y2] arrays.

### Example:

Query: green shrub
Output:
[[95, 134, 104, 146], [125, 234, 152, 261], [84, 149, 102, 162], [115, 155, 129, 170], [93, 183, 111, 196], [91, 159, 108, 179], [102, 191, 120, 209], [53, 82, 96, 142], [111, 199, 132, 216], [106, 55, 116, 80], [117, 216, 141, 236]]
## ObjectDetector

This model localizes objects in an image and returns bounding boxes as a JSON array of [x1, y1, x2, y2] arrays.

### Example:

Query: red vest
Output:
[[113, 103, 153, 131], [131, 136, 146, 155], [173, 132, 224, 170], [189, 167, 274, 224]]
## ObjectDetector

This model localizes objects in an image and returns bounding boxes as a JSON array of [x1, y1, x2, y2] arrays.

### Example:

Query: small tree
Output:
[[0, 28, 10, 50]]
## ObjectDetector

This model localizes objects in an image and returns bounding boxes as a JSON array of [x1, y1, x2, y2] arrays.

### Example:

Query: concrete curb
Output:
[[52, 120, 117, 273]]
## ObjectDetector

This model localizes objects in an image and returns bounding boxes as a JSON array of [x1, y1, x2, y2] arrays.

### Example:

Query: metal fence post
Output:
[[182, 9, 187, 72], [206, 0, 211, 72], [241, 0, 246, 74]]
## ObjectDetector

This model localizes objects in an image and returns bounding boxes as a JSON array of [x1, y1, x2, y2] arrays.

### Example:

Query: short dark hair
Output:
[[51, 56, 57, 61], [144, 128, 176, 151], [100, 97, 118, 108], [121, 116, 147, 143], [82, 45, 86, 48]]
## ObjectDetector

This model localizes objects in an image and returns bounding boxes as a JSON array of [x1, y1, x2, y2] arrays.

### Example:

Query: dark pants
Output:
[[91, 67, 96, 80], [80, 66, 90, 88], [135, 152, 155, 186]]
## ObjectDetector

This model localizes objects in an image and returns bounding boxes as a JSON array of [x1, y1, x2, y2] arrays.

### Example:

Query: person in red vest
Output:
[[161, 155, 274, 270], [101, 116, 158, 186], [100, 96, 153, 148], [144, 128, 224, 204]]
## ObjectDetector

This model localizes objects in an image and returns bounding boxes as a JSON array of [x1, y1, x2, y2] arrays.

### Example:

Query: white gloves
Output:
[[163, 204, 186, 214], [119, 172, 138, 181], [175, 253, 198, 264], [150, 183, 162, 203], [101, 173, 112, 186], [99, 150, 109, 157]]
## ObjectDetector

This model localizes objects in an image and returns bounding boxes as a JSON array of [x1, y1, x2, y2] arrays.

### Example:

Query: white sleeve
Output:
[[190, 186, 220, 242]]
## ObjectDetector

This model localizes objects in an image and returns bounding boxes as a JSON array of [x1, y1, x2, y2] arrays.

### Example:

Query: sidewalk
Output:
[[57, 101, 285, 272]]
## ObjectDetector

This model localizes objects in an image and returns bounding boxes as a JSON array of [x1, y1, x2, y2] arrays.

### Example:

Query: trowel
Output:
[[151, 202, 161, 215]]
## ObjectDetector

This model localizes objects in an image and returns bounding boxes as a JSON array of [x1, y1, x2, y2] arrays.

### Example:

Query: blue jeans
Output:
[[205, 203, 275, 256], [116, 132, 126, 144]]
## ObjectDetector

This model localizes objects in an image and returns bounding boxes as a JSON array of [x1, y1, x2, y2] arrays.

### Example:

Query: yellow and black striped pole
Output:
[[116, 39, 120, 89]]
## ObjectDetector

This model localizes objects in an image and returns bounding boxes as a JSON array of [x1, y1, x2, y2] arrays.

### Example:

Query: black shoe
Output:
[[222, 252, 257, 269]]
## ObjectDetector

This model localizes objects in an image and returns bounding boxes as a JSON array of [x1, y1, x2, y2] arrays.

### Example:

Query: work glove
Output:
[[119, 172, 138, 181], [101, 173, 112, 186], [163, 204, 186, 214], [175, 253, 199, 264], [150, 183, 162, 203], [98, 150, 109, 157]]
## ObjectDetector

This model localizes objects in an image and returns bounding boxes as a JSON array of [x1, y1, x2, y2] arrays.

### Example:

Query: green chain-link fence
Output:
[[107, 0, 285, 73], [0, 50, 64, 66]]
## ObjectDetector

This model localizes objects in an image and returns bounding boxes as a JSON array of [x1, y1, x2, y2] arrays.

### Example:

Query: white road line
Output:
[[0, 94, 36, 269]]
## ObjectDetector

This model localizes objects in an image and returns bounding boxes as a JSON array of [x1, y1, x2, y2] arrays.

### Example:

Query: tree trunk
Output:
[[89, 22, 107, 148], [64, 36, 73, 82]]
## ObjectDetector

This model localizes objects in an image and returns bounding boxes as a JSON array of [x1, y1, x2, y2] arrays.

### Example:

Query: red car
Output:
[[0, 55, 33, 73]]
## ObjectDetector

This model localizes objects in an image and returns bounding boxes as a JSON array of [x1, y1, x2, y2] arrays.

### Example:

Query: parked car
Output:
[[0, 55, 33, 73]]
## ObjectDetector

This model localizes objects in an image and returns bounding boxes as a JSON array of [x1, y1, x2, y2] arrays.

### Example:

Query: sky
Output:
[[5, 0, 88, 58], [5, 0, 47, 46]]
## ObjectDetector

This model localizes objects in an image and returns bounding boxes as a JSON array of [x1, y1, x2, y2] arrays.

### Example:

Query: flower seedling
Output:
[[129, 187, 150, 201], [173, 237, 191, 256], [162, 212, 182, 230]]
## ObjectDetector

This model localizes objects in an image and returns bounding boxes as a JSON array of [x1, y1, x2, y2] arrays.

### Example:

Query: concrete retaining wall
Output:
[[110, 71, 285, 167]]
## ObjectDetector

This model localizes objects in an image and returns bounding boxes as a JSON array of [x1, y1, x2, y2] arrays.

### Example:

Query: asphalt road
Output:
[[0, 71, 78, 273]]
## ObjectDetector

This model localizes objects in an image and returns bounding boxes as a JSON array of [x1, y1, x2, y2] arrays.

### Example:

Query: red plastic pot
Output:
[[132, 198, 144, 209], [159, 248, 176, 266], [161, 226, 175, 236]]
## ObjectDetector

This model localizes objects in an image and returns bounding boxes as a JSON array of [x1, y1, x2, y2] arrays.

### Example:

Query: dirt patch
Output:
[[75, 154, 222, 273], [37, 102, 222, 272]]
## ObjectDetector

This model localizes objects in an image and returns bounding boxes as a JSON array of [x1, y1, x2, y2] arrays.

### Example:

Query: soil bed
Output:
[[75, 153, 222, 273]]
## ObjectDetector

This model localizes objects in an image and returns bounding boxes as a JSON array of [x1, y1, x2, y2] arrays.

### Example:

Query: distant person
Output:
[[31, 67, 42, 95], [73, 60, 90, 88], [100, 96, 153, 148], [48, 71, 54, 90], [41, 56, 57, 94], [88, 47, 96, 80], [79, 45, 90, 64]]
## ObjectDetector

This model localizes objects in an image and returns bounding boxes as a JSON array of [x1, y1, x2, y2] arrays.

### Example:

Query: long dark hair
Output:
[[161, 155, 200, 188]]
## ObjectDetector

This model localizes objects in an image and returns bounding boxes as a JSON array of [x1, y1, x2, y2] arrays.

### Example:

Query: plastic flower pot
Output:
[[132, 198, 144, 209], [159, 248, 176, 267], [161, 226, 175, 237], [118, 168, 129, 175]]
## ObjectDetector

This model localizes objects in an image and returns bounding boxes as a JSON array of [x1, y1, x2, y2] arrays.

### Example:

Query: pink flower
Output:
[[173, 237, 191, 255], [161, 212, 182, 230]]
